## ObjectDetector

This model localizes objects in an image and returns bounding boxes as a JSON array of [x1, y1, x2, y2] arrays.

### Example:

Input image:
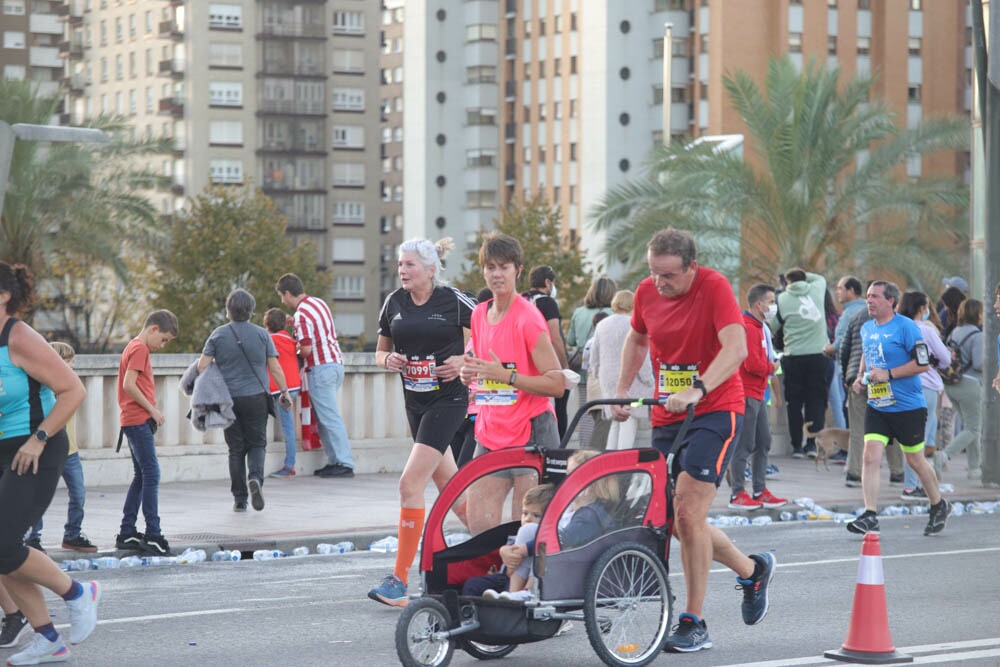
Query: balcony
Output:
[[257, 137, 326, 155], [504, 80, 516, 100], [159, 58, 185, 78], [158, 20, 183, 40], [58, 39, 84, 60], [257, 99, 325, 116], [171, 181, 185, 196], [505, 0, 517, 16], [257, 22, 326, 40], [63, 72, 87, 94], [158, 96, 184, 116], [59, 113, 71, 126], [505, 37, 516, 58], [505, 164, 515, 184], [504, 122, 516, 142], [258, 60, 325, 77]]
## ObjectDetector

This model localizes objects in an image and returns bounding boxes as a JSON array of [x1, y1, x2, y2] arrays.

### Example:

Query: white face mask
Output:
[[549, 284, 558, 300], [766, 303, 778, 319]]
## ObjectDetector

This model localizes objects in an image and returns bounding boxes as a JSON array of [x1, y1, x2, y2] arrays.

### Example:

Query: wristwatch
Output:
[[692, 379, 707, 399], [34, 429, 49, 443]]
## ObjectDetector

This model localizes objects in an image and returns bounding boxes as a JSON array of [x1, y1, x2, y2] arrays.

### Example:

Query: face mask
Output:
[[766, 304, 778, 319], [549, 284, 558, 300], [922, 309, 931, 321]]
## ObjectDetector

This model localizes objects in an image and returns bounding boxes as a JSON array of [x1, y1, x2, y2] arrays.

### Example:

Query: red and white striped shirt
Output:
[[294, 295, 343, 367]]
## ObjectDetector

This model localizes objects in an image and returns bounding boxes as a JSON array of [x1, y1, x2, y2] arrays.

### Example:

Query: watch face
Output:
[[35, 429, 48, 442]]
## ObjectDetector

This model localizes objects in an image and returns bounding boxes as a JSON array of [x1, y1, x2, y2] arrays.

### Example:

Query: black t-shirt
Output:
[[377, 286, 476, 411], [522, 289, 561, 322]]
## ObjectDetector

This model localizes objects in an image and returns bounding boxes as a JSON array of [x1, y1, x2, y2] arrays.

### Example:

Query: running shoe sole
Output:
[[367, 590, 409, 607], [249, 479, 265, 511]]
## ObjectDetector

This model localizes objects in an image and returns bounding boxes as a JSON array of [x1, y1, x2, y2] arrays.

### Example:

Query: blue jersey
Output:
[[860, 314, 925, 412], [0, 319, 56, 440]]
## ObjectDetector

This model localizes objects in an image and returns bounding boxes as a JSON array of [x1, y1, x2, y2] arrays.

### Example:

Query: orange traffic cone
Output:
[[824, 533, 912, 664]]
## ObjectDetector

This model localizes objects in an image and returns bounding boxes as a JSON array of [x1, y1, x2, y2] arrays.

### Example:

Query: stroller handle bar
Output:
[[558, 398, 695, 450]]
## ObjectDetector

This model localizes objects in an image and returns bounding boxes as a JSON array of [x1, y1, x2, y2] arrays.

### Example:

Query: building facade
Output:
[[1, 0, 65, 102]]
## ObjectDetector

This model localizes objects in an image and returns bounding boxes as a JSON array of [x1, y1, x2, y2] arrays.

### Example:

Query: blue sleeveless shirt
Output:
[[0, 318, 56, 440]]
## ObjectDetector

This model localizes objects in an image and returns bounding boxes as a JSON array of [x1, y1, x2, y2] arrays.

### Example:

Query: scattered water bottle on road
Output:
[[292, 546, 309, 557], [65, 559, 93, 571], [750, 515, 772, 526], [317, 542, 355, 554], [141, 556, 176, 566], [252, 550, 285, 561], [177, 549, 207, 564], [211, 550, 242, 562], [369, 536, 398, 553], [779, 511, 793, 522], [92, 557, 121, 570], [119, 556, 143, 567]]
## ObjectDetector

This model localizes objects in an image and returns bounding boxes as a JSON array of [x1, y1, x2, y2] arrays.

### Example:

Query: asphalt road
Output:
[[14, 512, 1000, 667]]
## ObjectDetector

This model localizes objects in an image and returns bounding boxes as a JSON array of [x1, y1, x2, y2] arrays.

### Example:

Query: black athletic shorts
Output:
[[406, 404, 468, 453], [863, 406, 927, 452]]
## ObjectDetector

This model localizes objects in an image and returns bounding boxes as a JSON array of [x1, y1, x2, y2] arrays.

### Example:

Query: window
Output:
[[857, 36, 870, 55], [653, 85, 664, 105], [210, 160, 243, 184], [333, 87, 365, 111], [908, 37, 921, 56], [569, 99, 578, 118], [466, 65, 497, 83], [570, 12, 578, 31], [553, 101, 562, 119], [570, 143, 577, 161], [333, 11, 365, 35], [672, 39, 688, 57], [393, 127, 403, 142], [382, 127, 392, 143], [393, 186, 403, 202], [333, 275, 365, 299], [145, 10, 153, 34], [524, 19, 531, 35], [129, 52, 136, 78], [146, 87, 154, 112], [466, 108, 497, 126], [3, 1, 25, 15], [209, 82, 243, 106], [671, 86, 688, 103], [333, 125, 364, 149], [333, 49, 365, 73], [466, 149, 497, 167], [910, 0, 922, 9], [129, 90, 137, 115], [115, 91, 124, 114], [570, 55, 578, 74], [523, 146, 531, 163], [333, 163, 365, 187], [100, 58, 107, 82], [789, 32, 802, 53], [653, 37, 664, 59], [115, 17, 122, 43], [3, 64, 25, 80], [209, 120, 243, 145], [827, 36, 837, 55], [115, 55, 123, 80], [908, 84, 921, 102], [654, 0, 685, 9], [554, 14, 562, 34], [2, 31, 25, 49], [209, 43, 243, 68], [99, 20, 106, 45], [208, 4, 242, 29], [331, 238, 365, 262], [129, 14, 136, 39], [858, 0, 870, 8], [333, 201, 365, 224], [466, 190, 497, 208], [466, 24, 497, 42]]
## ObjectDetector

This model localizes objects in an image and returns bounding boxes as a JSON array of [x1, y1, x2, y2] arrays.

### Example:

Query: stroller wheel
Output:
[[583, 541, 672, 667], [458, 638, 517, 660], [396, 598, 455, 667]]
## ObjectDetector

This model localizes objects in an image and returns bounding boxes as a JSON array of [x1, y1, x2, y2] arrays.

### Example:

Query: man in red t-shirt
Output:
[[612, 229, 775, 653]]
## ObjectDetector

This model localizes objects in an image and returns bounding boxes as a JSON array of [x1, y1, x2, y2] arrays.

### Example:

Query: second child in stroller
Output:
[[462, 484, 555, 601]]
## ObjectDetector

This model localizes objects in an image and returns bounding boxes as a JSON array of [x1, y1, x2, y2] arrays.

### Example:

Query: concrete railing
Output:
[[73, 353, 411, 487]]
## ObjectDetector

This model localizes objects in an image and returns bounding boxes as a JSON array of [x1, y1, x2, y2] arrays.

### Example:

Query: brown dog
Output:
[[804, 421, 849, 470]]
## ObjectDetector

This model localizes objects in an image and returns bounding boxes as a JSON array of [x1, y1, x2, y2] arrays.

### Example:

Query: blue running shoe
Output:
[[737, 552, 775, 625], [766, 463, 779, 478], [663, 613, 712, 652], [368, 574, 409, 607]]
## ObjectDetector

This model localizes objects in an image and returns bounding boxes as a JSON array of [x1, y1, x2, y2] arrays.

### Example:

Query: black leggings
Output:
[[0, 430, 68, 574]]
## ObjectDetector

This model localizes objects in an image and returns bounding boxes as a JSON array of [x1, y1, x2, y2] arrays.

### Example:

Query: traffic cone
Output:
[[824, 533, 912, 664]]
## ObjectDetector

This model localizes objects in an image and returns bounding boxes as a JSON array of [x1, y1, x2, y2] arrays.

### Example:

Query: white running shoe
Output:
[[482, 589, 501, 600], [6, 632, 70, 665], [499, 590, 534, 602], [66, 581, 101, 645]]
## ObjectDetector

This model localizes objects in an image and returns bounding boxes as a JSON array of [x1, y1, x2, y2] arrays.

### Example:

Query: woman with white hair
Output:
[[368, 238, 477, 607]]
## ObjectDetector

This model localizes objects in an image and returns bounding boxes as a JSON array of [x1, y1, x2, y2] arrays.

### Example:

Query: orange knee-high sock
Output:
[[394, 507, 425, 585]]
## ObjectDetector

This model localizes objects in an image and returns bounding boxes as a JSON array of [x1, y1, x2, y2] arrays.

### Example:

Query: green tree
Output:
[[453, 196, 591, 314], [591, 57, 969, 289], [0, 78, 171, 281], [155, 186, 326, 351]]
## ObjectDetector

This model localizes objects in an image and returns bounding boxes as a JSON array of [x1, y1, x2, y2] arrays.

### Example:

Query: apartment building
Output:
[[59, 0, 384, 340], [403, 0, 970, 275], [1, 0, 65, 101], [379, 0, 404, 301]]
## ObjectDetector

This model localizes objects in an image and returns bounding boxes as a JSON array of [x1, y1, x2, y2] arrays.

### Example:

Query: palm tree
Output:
[[591, 57, 969, 289], [0, 78, 171, 280]]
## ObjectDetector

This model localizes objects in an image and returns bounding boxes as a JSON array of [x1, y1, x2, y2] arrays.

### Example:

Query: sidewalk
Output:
[[34, 450, 999, 560]]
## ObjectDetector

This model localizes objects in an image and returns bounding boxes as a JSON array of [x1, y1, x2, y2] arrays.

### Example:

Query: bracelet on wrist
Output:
[[509, 370, 518, 386]]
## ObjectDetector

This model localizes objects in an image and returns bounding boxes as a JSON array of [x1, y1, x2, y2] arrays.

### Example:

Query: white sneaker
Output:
[[555, 620, 574, 636], [482, 589, 501, 600], [66, 580, 101, 645], [7, 632, 70, 665], [498, 590, 534, 602]]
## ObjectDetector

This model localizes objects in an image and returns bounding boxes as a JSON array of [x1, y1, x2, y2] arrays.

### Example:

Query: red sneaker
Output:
[[753, 489, 787, 509], [728, 490, 763, 510]]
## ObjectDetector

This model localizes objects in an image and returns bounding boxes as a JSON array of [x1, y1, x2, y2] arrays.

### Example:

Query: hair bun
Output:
[[434, 237, 455, 259]]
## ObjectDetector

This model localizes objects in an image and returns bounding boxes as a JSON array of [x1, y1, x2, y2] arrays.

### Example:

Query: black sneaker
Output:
[[62, 533, 98, 553], [900, 488, 927, 501], [0, 611, 30, 648], [233, 500, 248, 512], [845, 474, 862, 488], [791, 447, 805, 459], [736, 552, 775, 625], [249, 478, 265, 511], [804, 444, 818, 459], [924, 499, 950, 536], [318, 464, 354, 478], [846, 512, 880, 535], [143, 534, 171, 556], [24, 536, 45, 553], [663, 613, 712, 652], [115, 531, 145, 551], [313, 463, 336, 476], [889, 472, 904, 485]]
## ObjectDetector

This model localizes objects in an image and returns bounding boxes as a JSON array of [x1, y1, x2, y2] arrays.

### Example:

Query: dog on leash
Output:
[[804, 421, 849, 470]]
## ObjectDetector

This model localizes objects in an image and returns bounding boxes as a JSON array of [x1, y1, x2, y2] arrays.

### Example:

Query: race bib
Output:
[[658, 363, 699, 397], [403, 357, 439, 393], [475, 362, 517, 406], [867, 380, 895, 408]]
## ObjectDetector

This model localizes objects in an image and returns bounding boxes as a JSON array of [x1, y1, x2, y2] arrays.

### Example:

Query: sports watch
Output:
[[692, 378, 707, 399], [34, 429, 49, 443]]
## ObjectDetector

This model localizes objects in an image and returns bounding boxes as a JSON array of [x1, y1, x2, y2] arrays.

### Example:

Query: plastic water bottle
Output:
[[779, 511, 793, 522], [211, 550, 242, 562], [252, 549, 284, 561], [793, 497, 815, 510], [292, 546, 309, 557], [951, 501, 965, 517], [177, 549, 207, 564], [141, 556, 176, 566], [92, 556, 121, 570], [369, 536, 398, 553], [119, 555, 143, 567], [750, 515, 772, 526], [67, 559, 93, 571], [795, 510, 810, 521]]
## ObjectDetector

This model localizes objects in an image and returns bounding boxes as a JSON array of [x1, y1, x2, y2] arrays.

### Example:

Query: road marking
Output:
[[266, 574, 364, 585], [709, 638, 1000, 666], [700, 546, 1000, 576], [54, 607, 246, 631]]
